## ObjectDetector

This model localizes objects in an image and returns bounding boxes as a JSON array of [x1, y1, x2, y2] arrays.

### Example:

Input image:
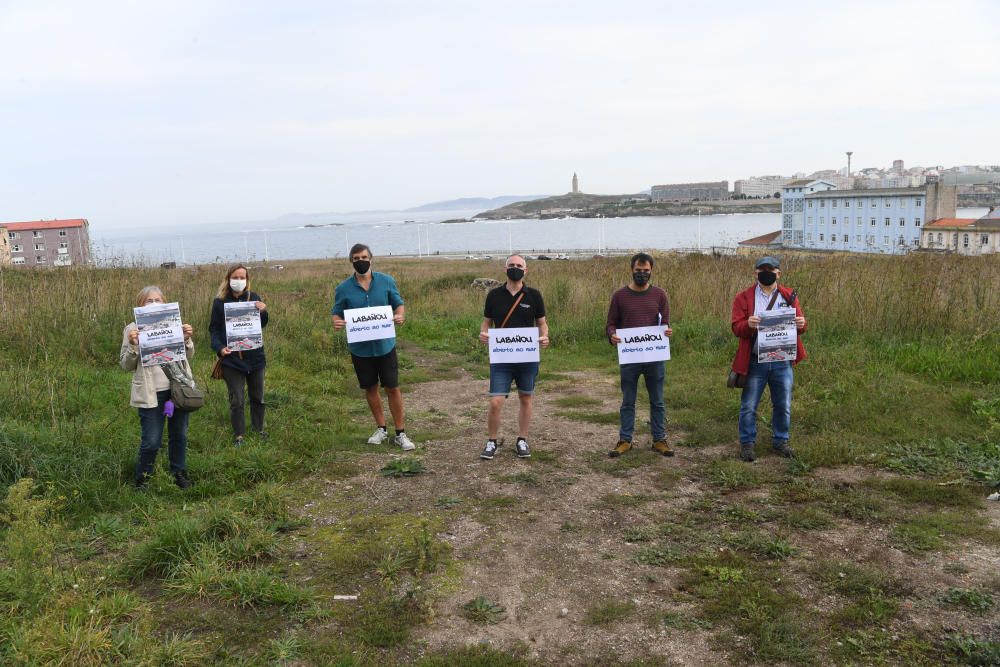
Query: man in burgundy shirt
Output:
[[606, 252, 674, 458]]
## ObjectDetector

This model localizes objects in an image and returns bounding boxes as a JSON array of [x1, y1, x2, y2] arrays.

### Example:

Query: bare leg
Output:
[[385, 387, 405, 430], [365, 385, 385, 427], [517, 393, 533, 439], [487, 396, 505, 439]]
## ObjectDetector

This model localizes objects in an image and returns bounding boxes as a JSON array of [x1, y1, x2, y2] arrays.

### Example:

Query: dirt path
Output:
[[312, 355, 729, 664], [295, 352, 1000, 665]]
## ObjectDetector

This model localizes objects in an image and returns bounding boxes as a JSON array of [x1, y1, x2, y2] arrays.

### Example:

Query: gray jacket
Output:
[[120, 323, 196, 408]]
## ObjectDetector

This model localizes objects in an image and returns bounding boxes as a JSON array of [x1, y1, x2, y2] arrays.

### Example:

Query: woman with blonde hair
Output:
[[120, 285, 196, 489], [208, 264, 269, 446]]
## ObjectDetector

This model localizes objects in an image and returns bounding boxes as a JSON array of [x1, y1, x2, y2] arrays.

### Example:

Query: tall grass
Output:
[[0, 253, 997, 508]]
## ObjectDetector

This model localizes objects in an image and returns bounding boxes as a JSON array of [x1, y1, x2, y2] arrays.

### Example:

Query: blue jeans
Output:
[[739, 359, 793, 446], [136, 389, 190, 479], [489, 362, 539, 396], [619, 361, 666, 442]]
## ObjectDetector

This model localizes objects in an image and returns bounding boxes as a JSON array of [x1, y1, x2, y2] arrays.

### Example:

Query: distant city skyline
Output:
[[1, 0, 998, 230]]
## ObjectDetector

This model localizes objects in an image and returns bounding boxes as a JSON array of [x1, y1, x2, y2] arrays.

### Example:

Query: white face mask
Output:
[[230, 278, 247, 292]]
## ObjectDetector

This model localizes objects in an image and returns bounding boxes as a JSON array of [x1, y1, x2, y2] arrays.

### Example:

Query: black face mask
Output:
[[633, 272, 650, 286], [353, 260, 371, 275], [757, 270, 777, 286], [506, 267, 525, 282]]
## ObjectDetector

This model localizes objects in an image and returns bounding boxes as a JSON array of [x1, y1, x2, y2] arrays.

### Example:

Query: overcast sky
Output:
[[2, 0, 997, 229]]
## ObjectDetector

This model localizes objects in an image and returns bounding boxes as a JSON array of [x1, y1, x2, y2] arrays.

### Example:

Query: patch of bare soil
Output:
[[316, 358, 724, 664], [293, 353, 1000, 665]]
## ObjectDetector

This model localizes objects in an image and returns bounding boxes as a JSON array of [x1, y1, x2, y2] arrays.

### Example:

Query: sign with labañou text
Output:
[[345, 305, 396, 343], [488, 327, 540, 364], [616, 326, 671, 365]]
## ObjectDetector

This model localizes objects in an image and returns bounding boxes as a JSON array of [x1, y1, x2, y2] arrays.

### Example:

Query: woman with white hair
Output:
[[119, 285, 196, 490]]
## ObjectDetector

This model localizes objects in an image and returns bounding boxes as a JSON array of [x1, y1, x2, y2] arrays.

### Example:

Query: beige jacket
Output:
[[120, 323, 196, 409]]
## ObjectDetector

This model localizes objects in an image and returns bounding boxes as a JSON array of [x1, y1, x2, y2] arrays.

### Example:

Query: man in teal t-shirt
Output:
[[331, 243, 415, 451]]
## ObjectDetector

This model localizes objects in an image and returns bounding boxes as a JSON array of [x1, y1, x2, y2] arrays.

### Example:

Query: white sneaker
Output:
[[395, 432, 416, 451], [367, 427, 389, 445]]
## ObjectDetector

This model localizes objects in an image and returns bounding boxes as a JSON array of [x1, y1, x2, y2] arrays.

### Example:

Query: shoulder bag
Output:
[[163, 362, 205, 411], [499, 292, 525, 328], [727, 289, 782, 389]]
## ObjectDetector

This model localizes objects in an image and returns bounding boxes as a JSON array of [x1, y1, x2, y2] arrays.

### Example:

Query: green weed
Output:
[[584, 599, 635, 625], [939, 587, 994, 615], [945, 634, 1000, 665], [461, 596, 508, 625], [380, 457, 425, 477], [600, 493, 653, 507]]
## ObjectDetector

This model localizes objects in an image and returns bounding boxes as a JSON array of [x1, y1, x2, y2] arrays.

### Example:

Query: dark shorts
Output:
[[489, 362, 539, 397], [351, 349, 399, 389]]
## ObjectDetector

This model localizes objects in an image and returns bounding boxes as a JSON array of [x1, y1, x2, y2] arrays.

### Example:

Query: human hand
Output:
[[128, 328, 139, 345], [333, 318, 345, 330], [393, 313, 405, 325], [479, 331, 489, 343], [748, 315, 761, 329], [182, 323, 193, 340], [664, 326, 673, 338], [539, 335, 550, 348], [610, 334, 622, 345], [255, 301, 267, 311], [795, 316, 806, 329], [220, 347, 232, 357]]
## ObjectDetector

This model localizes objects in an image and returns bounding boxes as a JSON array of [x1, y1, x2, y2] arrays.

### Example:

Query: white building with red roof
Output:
[[921, 207, 1000, 255]]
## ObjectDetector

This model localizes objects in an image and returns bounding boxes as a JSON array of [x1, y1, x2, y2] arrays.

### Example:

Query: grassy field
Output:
[[0, 253, 999, 665]]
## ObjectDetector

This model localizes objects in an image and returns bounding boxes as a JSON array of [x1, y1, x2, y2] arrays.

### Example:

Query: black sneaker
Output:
[[134, 474, 150, 491], [772, 442, 795, 458], [173, 471, 193, 489], [515, 438, 531, 459], [480, 439, 499, 460], [740, 443, 756, 462]]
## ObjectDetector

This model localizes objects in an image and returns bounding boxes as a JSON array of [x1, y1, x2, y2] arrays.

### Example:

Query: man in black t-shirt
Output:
[[478, 254, 550, 460]]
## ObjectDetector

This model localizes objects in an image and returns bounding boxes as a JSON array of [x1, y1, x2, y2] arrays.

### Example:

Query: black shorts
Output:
[[351, 348, 399, 389]]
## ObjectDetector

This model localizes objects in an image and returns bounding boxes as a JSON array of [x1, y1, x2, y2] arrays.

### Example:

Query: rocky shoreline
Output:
[[458, 194, 781, 222]]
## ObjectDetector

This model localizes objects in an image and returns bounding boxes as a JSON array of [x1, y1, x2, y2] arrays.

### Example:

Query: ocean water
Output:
[[92, 210, 785, 266], [92, 207, 990, 266]]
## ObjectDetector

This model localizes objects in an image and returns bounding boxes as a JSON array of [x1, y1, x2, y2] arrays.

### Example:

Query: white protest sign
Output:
[[344, 305, 396, 344], [758, 307, 797, 363], [134, 302, 187, 367], [616, 326, 671, 365], [224, 302, 263, 351], [488, 327, 540, 364]]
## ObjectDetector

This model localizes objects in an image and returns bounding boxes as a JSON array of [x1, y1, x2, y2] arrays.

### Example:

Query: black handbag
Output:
[[727, 370, 747, 389]]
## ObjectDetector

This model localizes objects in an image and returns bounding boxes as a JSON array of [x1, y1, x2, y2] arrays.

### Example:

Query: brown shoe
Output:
[[652, 440, 674, 457], [608, 440, 632, 458]]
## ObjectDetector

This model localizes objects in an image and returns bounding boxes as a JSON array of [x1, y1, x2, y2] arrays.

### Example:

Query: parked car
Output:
[[536, 255, 553, 260]]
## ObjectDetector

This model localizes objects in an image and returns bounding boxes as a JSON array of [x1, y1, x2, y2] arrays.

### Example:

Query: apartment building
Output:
[[780, 182, 956, 254], [650, 181, 729, 202], [4, 219, 91, 267]]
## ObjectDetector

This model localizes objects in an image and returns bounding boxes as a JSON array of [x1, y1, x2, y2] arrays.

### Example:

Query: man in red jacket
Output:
[[731, 256, 807, 462]]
